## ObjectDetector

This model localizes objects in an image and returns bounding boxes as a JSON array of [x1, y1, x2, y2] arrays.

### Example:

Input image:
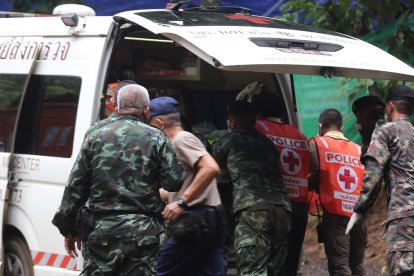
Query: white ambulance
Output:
[[0, 3, 413, 275]]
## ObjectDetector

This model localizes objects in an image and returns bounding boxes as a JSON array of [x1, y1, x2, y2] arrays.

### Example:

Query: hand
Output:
[[162, 202, 185, 221], [236, 81, 262, 101], [64, 236, 82, 258], [159, 188, 169, 203], [345, 213, 361, 235]]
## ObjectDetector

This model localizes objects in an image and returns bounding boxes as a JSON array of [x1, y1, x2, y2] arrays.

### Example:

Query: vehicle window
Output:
[[14, 75, 81, 158], [0, 74, 26, 152], [134, 11, 350, 38]]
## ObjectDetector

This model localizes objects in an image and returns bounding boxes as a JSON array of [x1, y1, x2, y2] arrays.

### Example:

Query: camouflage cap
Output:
[[385, 85, 414, 102]]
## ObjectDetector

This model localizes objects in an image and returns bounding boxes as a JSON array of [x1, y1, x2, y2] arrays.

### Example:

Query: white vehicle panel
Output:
[[0, 16, 112, 37], [0, 36, 107, 62], [1, 30, 107, 274], [34, 266, 80, 276]]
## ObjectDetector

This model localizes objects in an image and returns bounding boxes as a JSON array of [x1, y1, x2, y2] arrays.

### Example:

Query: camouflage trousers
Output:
[[386, 216, 414, 276], [234, 205, 291, 276], [81, 235, 159, 276]]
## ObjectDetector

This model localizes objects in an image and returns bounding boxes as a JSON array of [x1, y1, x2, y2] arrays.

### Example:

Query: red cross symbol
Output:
[[339, 169, 356, 190], [225, 14, 272, 25], [283, 151, 300, 172]]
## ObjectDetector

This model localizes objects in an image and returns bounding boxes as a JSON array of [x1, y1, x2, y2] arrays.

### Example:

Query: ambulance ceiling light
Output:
[[60, 13, 85, 34], [124, 37, 174, 43], [61, 13, 78, 27]]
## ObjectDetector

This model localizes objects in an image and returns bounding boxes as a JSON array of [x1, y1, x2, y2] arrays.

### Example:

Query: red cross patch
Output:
[[224, 14, 272, 25], [280, 148, 301, 175], [336, 166, 358, 193]]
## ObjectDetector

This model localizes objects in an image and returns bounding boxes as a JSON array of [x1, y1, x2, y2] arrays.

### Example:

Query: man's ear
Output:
[[156, 117, 165, 128], [229, 119, 237, 131], [144, 106, 150, 116], [389, 101, 395, 112], [142, 106, 150, 123], [150, 117, 163, 128]]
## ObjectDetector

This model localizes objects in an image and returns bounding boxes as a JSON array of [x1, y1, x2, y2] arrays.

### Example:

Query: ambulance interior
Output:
[[105, 25, 290, 144]]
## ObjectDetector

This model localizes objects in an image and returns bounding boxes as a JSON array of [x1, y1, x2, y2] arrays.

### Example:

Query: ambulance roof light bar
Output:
[[53, 4, 95, 17]]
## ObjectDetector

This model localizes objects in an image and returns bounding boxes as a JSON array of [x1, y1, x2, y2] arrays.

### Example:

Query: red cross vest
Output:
[[313, 136, 365, 217], [256, 119, 310, 203]]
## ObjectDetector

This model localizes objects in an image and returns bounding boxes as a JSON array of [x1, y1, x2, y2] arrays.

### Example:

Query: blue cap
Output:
[[149, 97, 179, 119]]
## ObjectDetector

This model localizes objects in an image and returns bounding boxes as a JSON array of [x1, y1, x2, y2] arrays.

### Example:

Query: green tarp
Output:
[[295, 76, 361, 142]]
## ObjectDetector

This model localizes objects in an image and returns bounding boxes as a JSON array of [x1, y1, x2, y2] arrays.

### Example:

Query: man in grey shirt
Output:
[[149, 96, 226, 276]]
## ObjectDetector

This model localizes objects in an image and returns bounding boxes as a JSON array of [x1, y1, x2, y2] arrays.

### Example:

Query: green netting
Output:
[[295, 76, 361, 142]]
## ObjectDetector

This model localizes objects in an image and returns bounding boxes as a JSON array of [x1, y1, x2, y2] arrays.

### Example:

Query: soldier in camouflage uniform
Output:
[[212, 101, 291, 276], [347, 85, 414, 276], [52, 84, 184, 275]]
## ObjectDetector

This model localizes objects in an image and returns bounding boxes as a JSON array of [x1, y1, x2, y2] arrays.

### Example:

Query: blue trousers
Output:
[[157, 205, 226, 276]]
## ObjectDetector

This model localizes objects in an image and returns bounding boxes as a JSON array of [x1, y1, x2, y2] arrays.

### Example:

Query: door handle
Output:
[[7, 171, 22, 188]]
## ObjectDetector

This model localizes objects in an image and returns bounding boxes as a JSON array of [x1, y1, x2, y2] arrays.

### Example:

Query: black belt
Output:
[[93, 210, 161, 220]]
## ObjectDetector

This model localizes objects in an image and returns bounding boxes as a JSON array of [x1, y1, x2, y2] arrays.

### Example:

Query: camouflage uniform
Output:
[[354, 119, 414, 276], [84, 113, 117, 138], [52, 115, 184, 275], [212, 127, 291, 276], [359, 119, 386, 159]]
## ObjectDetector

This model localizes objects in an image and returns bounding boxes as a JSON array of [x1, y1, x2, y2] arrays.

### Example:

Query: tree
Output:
[[278, 0, 413, 64], [11, 0, 84, 14]]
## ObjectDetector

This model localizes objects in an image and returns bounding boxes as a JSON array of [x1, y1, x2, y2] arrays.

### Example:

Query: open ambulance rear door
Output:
[[114, 8, 414, 81]]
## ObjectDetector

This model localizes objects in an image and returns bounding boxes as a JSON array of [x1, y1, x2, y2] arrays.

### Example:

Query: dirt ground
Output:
[[299, 190, 388, 276]]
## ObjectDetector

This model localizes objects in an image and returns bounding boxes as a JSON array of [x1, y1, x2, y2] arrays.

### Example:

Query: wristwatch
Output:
[[176, 197, 189, 209]]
